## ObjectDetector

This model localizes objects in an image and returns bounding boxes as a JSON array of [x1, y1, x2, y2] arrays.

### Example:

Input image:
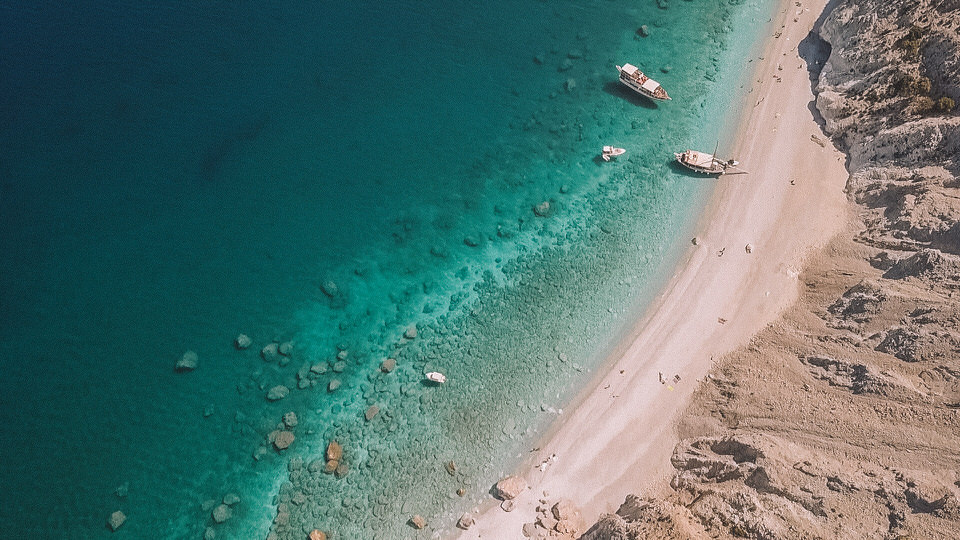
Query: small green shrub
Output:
[[891, 75, 932, 98], [936, 97, 956, 112], [912, 96, 935, 114], [896, 25, 926, 58]]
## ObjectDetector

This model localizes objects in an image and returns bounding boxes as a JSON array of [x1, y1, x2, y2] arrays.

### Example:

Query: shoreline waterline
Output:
[[452, 0, 852, 535]]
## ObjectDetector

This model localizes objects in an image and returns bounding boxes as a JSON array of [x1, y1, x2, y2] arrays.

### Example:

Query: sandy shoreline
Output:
[[453, 0, 850, 536]]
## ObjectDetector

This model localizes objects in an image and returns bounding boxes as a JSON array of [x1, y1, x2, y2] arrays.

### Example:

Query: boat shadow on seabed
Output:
[[602, 81, 660, 109]]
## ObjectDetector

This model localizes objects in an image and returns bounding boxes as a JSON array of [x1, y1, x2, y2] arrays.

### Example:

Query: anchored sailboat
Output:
[[674, 142, 742, 175]]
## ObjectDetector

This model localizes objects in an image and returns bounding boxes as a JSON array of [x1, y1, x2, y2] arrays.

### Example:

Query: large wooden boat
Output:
[[616, 63, 671, 101], [674, 147, 740, 175]]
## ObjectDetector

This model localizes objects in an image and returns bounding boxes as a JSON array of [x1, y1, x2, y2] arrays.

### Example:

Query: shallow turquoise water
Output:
[[0, 0, 775, 538]]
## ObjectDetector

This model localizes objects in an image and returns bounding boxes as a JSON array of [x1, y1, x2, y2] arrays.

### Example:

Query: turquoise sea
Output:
[[0, 0, 776, 538]]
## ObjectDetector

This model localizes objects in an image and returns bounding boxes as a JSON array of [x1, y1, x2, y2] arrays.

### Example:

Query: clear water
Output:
[[0, 0, 775, 538]]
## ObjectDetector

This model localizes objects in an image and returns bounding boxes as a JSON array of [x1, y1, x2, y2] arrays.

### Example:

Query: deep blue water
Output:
[[0, 0, 775, 538]]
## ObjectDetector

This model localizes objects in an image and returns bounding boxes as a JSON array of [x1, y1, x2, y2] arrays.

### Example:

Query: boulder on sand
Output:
[[308, 531, 327, 540], [493, 475, 527, 500], [409, 515, 427, 529], [175, 350, 199, 372], [457, 513, 475, 529]]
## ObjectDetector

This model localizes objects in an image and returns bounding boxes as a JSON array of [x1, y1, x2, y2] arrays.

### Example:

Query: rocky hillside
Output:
[[816, 0, 960, 251], [579, 1, 960, 539]]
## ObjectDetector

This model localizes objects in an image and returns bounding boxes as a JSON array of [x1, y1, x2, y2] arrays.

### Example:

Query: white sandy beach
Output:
[[454, 0, 850, 536]]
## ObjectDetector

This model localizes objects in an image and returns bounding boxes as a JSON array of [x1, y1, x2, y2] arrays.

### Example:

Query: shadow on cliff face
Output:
[[798, 31, 831, 131]]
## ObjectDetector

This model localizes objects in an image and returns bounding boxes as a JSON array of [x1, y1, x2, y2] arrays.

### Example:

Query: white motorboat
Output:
[[616, 63, 671, 101], [425, 372, 447, 384], [601, 146, 626, 161]]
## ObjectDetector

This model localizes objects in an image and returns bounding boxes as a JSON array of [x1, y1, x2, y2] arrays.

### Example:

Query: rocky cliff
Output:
[[580, 0, 960, 538]]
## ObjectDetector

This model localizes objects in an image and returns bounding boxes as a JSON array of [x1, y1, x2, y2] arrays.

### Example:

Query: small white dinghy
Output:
[[425, 371, 447, 384], [601, 146, 626, 161]]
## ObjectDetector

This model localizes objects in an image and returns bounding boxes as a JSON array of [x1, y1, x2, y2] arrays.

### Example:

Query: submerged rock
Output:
[[404, 325, 418, 339], [234, 334, 252, 350], [260, 343, 280, 362], [320, 280, 339, 298], [175, 350, 199, 372], [282, 411, 298, 428], [365, 404, 380, 421], [211, 503, 233, 524], [534, 201, 551, 217], [308, 530, 327, 540], [278, 341, 293, 356], [222, 493, 241, 506], [326, 441, 343, 461], [266, 385, 289, 401], [107, 510, 126, 531], [380, 358, 397, 373], [271, 430, 295, 451]]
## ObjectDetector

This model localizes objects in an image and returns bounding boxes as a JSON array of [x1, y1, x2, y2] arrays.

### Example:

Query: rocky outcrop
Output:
[[815, 0, 960, 254]]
